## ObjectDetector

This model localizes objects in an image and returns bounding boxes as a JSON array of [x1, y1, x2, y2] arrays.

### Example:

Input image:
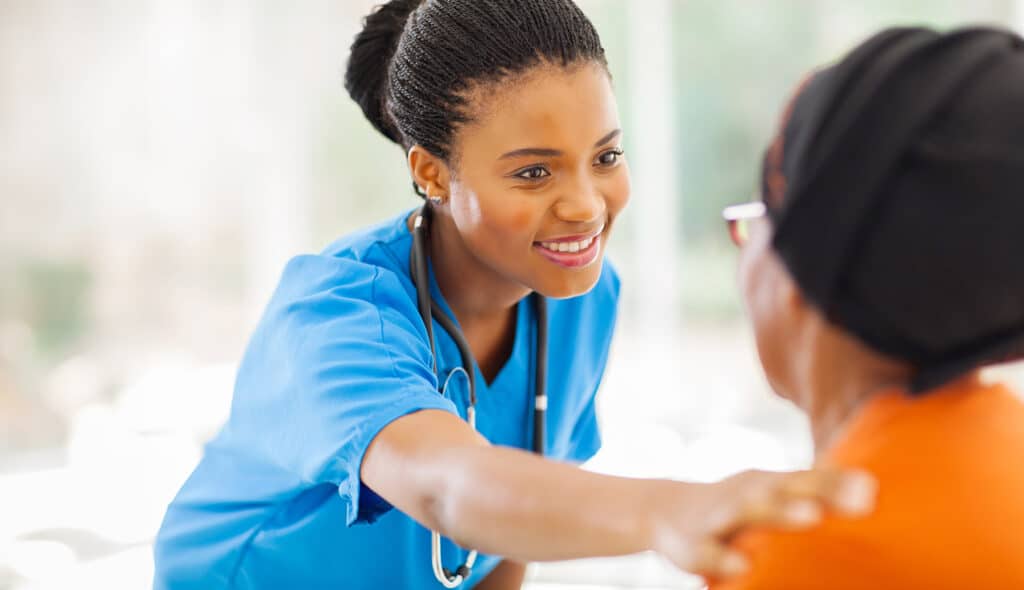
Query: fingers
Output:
[[709, 489, 823, 542], [654, 468, 878, 582], [696, 542, 751, 581], [744, 496, 823, 529], [776, 467, 877, 517], [709, 468, 877, 542], [667, 539, 750, 582]]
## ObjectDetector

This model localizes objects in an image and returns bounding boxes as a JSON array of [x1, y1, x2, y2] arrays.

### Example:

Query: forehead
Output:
[[455, 63, 620, 156]]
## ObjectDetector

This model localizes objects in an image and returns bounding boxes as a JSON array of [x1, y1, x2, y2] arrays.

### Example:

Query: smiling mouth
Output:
[[533, 228, 604, 268], [537, 235, 597, 254]]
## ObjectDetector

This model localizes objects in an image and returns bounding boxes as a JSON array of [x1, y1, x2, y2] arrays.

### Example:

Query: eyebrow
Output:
[[594, 129, 622, 148], [498, 128, 622, 160]]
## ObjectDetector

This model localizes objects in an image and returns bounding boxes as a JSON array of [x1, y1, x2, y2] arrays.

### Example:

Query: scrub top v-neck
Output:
[[153, 209, 621, 590]]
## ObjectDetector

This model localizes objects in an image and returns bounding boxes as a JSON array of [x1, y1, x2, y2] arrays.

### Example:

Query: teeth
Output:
[[540, 236, 597, 254]]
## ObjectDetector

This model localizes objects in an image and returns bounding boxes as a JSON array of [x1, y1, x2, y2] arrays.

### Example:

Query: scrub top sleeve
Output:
[[331, 267, 460, 526], [244, 258, 458, 527]]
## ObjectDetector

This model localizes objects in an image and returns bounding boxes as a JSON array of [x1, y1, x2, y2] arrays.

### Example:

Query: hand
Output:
[[648, 468, 876, 580]]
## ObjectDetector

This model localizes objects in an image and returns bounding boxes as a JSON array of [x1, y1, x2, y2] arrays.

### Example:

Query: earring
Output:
[[429, 195, 444, 206]]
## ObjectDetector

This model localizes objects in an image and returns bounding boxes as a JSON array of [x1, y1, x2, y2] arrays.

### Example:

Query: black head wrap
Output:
[[761, 26, 1024, 392]]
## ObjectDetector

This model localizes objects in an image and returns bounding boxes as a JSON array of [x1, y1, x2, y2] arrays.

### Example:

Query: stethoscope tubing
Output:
[[410, 204, 548, 587]]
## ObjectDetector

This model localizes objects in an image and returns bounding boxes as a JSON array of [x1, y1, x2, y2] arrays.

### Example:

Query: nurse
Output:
[[153, 1, 874, 588]]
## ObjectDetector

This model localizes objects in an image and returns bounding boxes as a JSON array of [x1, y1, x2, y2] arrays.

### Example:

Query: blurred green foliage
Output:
[[14, 260, 92, 359]]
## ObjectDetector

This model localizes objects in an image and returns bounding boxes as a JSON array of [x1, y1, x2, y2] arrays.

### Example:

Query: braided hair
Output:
[[345, 0, 607, 169]]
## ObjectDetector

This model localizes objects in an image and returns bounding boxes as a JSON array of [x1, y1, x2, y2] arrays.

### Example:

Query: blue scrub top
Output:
[[154, 210, 620, 589]]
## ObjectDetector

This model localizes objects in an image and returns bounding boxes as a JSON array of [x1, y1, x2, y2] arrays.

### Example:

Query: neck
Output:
[[412, 207, 530, 382], [795, 325, 914, 453], [426, 210, 531, 328], [804, 373, 896, 452], [806, 366, 987, 452]]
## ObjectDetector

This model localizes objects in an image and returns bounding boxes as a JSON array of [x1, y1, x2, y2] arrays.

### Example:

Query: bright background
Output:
[[3, 2, 1024, 588]]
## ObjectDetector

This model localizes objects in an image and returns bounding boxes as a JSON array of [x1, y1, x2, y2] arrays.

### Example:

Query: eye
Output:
[[513, 166, 551, 180], [596, 148, 625, 167]]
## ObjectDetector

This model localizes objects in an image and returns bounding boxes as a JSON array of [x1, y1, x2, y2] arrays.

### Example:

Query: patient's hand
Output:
[[649, 468, 876, 580]]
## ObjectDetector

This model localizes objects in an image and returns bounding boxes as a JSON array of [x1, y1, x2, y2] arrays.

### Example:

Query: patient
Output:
[[716, 26, 1024, 589]]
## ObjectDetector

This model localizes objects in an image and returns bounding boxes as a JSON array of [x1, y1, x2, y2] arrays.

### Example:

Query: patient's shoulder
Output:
[[715, 382, 1024, 589], [713, 525, 898, 590]]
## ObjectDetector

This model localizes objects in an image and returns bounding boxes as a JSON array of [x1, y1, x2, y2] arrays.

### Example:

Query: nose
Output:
[[553, 173, 605, 225]]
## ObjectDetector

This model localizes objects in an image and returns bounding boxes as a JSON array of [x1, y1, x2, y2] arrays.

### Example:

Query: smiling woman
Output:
[[151, 1, 874, 589]]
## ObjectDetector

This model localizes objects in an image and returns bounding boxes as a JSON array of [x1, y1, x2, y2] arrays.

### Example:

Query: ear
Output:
[[408, 146, 451, 203]]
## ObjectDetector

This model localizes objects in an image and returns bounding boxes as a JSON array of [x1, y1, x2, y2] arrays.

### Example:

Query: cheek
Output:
[[603, 165, 631, 217], [737, 246, 760, 316], [740, 257, 769, 338], [450, 186, 485, 227], [740, 248, 789, 385], [450, 183, 540, 247], [504, 206, 535, 236]]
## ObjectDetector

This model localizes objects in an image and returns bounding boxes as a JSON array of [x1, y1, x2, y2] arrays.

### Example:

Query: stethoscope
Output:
[[410, 204, 548, 588]]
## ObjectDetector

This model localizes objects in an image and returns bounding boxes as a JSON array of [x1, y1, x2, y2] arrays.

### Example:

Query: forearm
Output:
[[362, 410, 697, 563], [363, 411, 873, 577], [426, 445, 675, 562], [474, 560, 526, 590]]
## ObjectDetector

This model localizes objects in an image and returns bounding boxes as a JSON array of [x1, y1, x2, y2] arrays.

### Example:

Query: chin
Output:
[[763, 370, 802, 408], [534, 265, 603, 300]]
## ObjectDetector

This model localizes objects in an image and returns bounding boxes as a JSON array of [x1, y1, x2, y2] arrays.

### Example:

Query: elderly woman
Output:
[[716, 26, 1024, 589]]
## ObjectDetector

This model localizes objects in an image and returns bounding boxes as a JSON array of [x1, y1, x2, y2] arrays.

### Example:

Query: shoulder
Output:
[[253, 231, 424, 364], [266, 210, 418, 323], [827, 384, 1024, 488], [319, 209, 414, 264], [719, 385, 1024, 590], [715, 525, 894, 590], [238, 247, 435, 405], [269, 253, 411, 319]]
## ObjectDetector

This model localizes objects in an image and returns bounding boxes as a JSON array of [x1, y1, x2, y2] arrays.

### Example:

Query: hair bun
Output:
[[344, 0, 421, 144]]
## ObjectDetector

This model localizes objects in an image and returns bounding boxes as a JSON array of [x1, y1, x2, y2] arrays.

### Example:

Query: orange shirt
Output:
[[715, 379, 1024, 590]]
